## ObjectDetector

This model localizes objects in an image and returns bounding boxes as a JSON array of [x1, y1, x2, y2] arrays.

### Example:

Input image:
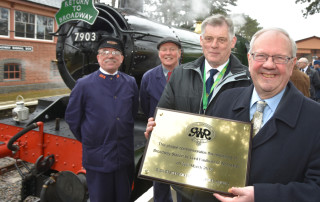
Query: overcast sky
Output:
[[227, 0, 320, 41]]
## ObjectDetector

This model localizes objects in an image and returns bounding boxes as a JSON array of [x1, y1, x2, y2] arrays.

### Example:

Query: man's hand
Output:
[[213, 186, 254, 202], [144, 117, 156, 139]]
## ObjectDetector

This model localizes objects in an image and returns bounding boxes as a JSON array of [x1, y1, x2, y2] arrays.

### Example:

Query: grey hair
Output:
[[201, 14, 235, 39], [248, 27, 297, 57]]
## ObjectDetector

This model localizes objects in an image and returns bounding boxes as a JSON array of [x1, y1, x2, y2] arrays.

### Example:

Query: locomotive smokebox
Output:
[[56, 3, 203, 90]]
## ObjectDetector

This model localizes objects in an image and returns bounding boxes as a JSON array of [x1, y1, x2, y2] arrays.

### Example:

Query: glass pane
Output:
[[43, 17, 47, 25], [4, 73, 8, 79], [26, 24, 35, 38], [4, 65, 8, 71], [15, 11, 21, 22], [1, 8, 8, 19], [29, 14, 35, 23], [22, 12, 28, 23], [14, 65, 20, 71], [10, 65, 14, 71], [37, 25, 45, 39], [15, 72, 20, 78], [0, 21, 8, 35], [15, 22, 25, 37], [37, 15, 43, 25], [47, 18, 53, 26], [45, 26, 53, 40], [9, 73, 14, 79]]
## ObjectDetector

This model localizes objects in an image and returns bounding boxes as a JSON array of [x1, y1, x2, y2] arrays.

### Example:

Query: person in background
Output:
[[144, 14, 251, 202], [297, 57, 320, 100], [211, 28, 320, 202], [140, 37, 182, 202], [65, 37, 139, 202], [290, 64, 310, 97], [313, 60, 320, 101], [140, 37, 182, 118]]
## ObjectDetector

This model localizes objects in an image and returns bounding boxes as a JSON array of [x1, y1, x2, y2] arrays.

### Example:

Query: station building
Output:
[[296, 36, 320, 63], [0, 0, 65, 94]]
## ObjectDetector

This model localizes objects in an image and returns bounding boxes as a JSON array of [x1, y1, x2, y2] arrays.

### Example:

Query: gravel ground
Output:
[[0, 157, 39, 202]]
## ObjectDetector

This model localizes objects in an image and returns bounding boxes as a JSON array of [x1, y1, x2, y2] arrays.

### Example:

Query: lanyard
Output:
[[202, 62, 229, 111]]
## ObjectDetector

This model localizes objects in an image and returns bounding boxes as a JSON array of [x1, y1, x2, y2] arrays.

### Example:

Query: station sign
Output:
[[0, 44, 33, 52], [55, 0, 99, 27]]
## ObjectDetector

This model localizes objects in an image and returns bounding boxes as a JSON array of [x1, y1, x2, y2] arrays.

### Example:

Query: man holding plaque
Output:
[[210, 28, 320, 201], [145, 14, 251, 201], [146, 28, 320, 201], [140, 37, 182, 202]]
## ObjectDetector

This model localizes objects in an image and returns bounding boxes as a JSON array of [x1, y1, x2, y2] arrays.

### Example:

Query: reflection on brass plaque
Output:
[[138, 108, 252, 195]]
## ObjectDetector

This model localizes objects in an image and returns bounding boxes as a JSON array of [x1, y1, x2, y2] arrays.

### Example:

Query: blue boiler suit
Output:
[[140, 64, 174, 202], [65, 70, 139, 202]]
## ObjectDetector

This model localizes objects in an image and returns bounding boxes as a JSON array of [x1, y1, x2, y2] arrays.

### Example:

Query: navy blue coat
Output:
[[65, 70, 139, 173], [140, 65, 167, 117], [208, 82, 320, 201]]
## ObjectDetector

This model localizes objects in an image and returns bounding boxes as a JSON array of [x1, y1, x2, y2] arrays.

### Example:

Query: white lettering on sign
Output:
[[59, 12, 93, 24], [64, 0, 89, 7]]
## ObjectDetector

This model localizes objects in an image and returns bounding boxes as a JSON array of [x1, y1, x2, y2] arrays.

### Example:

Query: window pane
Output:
[[15, 22, 25, 37], [1, 8, 8, 19], [22, 12, 28, 23], [29, 14, 35, 23], [15, 72, 20, 78], [45, 26, 53, 40], [48, 18, 53, 26], [37, 24, 45, 39], [9, 73, 14, 78], [26, 24, 35, 38], [4, 73, 8, 79], [15, 11, 21, 22], [0, 20, 8, 35], [4, 65, 8, 71], [10, 65, 14, 71]]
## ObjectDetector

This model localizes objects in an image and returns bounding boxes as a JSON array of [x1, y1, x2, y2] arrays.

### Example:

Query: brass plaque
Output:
[[138, 108, 252, 195]]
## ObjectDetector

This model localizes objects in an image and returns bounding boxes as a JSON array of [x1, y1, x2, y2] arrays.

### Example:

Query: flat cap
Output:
[[157, 37, 181, 50]]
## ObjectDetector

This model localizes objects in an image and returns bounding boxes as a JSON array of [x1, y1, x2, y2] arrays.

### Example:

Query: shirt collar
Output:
[[99, 67, 118, 75], [302, 66, 308, 72], [204, 59, 229, 74], [250, 87, 286, 113], [162, 65, 170, 77], [204, 59, 229, 81]]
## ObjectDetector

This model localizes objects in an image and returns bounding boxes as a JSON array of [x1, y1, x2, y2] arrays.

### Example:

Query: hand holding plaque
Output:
[[138, 108, 252, 195]]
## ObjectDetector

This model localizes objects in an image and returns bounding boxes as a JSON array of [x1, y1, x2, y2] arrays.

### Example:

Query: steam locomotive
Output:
[[0, 3, 249, 202]]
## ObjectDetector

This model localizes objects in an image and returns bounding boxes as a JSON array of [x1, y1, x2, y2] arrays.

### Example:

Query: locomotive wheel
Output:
[[41, 171, 87, 202]]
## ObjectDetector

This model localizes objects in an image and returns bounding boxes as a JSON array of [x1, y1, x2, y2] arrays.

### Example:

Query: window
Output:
[[15, 11, 53, 40], [0, 7, 9, 36], [4, 63, 21, 80]]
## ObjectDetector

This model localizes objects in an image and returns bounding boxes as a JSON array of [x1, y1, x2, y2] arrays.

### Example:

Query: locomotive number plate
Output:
[[74, 32, 98, 42]]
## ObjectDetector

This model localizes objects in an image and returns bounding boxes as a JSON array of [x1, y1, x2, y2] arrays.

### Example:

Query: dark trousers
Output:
[[86, 165, 134, 202], [153, 181, 173, 202]]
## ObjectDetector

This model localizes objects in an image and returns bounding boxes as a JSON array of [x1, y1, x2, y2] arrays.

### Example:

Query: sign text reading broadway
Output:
[[55, 0, 99, 27]]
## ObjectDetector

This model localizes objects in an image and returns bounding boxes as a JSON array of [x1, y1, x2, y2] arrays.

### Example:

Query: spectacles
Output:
[[99, 50, 122, 56], [250, 52, 293, 64]]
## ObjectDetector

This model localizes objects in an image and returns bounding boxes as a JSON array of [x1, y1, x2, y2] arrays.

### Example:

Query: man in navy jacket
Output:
[[211, 28, 320, 201], [140, 37, 181, 202], [65, 37, 139, 202]]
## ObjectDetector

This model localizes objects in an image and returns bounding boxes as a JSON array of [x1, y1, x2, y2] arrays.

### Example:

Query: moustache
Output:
[[103, 59, 117, 63]]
